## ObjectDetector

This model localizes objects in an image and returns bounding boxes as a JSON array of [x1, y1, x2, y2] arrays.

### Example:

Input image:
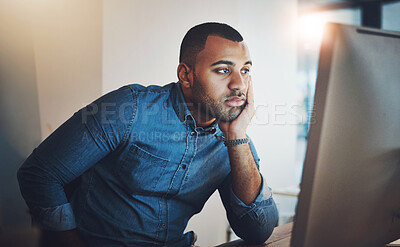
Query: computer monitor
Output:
[[292, 23, 400, 247]]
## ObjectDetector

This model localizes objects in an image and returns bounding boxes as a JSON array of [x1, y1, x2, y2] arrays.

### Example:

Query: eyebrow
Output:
[[210, 60, 253, 67]]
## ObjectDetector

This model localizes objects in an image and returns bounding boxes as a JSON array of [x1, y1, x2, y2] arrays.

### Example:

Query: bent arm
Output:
[[17, 86, 136, 233], [218, 139, 278, 244], [227, 135, 262, 205]]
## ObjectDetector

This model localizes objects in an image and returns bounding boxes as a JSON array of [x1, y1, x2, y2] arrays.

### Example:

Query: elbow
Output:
[[17, 162, 25, 181], [249, 218, 277, 244], [243, 211, 278, 244], [231, 198, 279, 244], [17, 160, 30, 195], [17, 155, 37, 198], [17, 166, 22, 185], [17, 163, 25, 187]]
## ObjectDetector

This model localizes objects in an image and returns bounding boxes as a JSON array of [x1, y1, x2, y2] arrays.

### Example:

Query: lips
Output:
[[225, 96, 246, 107]]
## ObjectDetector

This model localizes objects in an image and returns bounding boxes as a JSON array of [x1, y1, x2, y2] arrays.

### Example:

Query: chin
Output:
[[217, 110, 241, 122]]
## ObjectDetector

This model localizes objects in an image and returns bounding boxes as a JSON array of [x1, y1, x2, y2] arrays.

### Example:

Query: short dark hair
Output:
[[179, 22, 244, 68]]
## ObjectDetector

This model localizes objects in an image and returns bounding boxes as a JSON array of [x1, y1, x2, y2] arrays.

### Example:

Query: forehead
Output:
[[195, 35, 251, 67]]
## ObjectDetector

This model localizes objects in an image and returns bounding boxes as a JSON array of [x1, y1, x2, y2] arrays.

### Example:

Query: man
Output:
[[18, 22, 278, 247]]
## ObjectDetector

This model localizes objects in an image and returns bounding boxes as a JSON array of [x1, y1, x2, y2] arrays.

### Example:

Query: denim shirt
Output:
[[18, 82, 278, 246]]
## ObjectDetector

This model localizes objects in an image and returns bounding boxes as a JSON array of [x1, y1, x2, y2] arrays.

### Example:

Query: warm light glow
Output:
[[298, 13, 328, 50]]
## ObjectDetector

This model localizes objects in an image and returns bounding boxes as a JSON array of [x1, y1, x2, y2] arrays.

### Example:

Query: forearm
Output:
[[17, 151, 78, 231], [218, 79, 278, 243], [227, 197, 278, 244], [226, 138, 262, 205], [218, 173, 278, 244], [223, 135, 278, 243]]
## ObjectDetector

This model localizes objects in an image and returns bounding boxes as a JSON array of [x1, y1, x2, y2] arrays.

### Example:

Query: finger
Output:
[[247, 76, 254, 106], [246, 77, 255, 116], [238, 95, 255, 124]]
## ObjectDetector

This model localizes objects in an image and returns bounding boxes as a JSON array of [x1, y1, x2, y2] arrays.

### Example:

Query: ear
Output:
[[177, 63, 193, 89]]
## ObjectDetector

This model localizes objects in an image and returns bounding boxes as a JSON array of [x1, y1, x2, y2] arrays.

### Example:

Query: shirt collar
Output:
[[171, 81, 195, 123], [171, 82, 219, 133]]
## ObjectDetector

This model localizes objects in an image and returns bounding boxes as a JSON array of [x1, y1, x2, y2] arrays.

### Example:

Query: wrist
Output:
[[224, 137, 250, 147], [222, 132, 246, 141]]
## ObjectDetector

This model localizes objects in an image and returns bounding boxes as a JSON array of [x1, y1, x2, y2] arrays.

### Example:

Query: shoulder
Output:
[[92, 85, 136, 106], [126, 82, 177, 95], [91, 82, 177, 105], [125, 82, 178, 107]]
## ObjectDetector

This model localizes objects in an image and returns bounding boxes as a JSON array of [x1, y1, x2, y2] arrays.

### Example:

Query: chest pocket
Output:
[[118, 143, 169, 195]]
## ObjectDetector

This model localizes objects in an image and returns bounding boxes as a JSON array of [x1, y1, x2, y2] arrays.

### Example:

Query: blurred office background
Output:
[[0, 0, 399, 246]]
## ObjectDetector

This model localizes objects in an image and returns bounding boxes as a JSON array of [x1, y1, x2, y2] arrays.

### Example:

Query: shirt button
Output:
[[182, 164, 187, 169], [161, 223, 166, 228], [191, 132, 196, 136]]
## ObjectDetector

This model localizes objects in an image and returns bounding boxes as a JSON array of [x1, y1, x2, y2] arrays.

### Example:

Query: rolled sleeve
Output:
[[218, 136, 279, 244], [229, 174, 273, 218], [36, 203, 77, 231], [219, 174, 278, 244]]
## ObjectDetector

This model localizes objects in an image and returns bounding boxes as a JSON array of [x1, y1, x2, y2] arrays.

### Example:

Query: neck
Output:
[[186, 101, 216, 127], [196, 117, 216, 127], [181, 85, 216, 127]]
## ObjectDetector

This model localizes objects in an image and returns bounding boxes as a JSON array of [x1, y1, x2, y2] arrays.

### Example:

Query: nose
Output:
[[228, 71, 247, 92]]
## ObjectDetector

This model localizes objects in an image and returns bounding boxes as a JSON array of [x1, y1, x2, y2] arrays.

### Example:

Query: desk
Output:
[[218, 222, 400, 247], [217, 222, 293, 247]]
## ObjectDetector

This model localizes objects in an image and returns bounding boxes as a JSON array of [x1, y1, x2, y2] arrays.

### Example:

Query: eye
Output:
[[216, 68, 230, 74], [241, 68, 251, 74]]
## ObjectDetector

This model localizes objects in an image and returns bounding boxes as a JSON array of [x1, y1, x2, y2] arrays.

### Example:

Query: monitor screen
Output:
[[292, 23, 400, 247]]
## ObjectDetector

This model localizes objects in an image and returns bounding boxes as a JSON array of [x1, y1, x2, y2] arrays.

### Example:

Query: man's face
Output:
[[189, 35, 252, 122]]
